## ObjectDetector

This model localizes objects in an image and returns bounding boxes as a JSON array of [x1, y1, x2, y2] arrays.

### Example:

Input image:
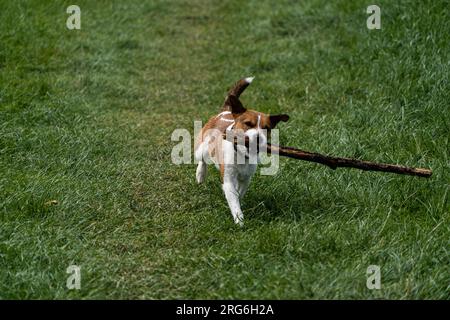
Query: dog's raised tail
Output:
[[228, 76, 254, 98], [221, 77, 254, 111]]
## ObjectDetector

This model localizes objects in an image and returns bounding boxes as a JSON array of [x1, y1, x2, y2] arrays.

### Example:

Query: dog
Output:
[[195, 77, 289, 226]]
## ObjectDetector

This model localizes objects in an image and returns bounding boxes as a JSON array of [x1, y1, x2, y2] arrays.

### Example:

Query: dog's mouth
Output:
[[224, 128, 268, 160], [235, 133, 266, 157]]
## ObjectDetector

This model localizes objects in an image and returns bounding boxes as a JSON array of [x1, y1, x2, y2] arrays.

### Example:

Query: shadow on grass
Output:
[[242, 187, 331, 224]]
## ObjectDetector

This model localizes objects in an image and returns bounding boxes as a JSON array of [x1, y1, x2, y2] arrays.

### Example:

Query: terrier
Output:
[[195, 77, 289, 225]]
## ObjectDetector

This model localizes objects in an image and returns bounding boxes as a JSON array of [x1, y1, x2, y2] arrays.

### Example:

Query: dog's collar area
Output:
[[216, 111, 231, 118], [216, 111, 234, 122], [226, 122, 235, 133]]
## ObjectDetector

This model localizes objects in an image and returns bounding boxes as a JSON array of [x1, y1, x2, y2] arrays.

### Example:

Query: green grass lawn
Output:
[[0, 0, 449, 299]]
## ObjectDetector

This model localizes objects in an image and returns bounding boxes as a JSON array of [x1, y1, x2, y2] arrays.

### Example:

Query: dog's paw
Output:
[[234, 216, 244, 227]]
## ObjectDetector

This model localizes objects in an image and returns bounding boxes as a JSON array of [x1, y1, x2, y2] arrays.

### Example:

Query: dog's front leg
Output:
[[222, 174, 244, 226]]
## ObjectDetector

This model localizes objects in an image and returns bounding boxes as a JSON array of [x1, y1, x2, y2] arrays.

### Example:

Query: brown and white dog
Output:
[[195, 77, 289, 226]]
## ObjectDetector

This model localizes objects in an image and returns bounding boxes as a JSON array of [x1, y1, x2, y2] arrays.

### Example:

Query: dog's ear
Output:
[[224, 95, 246, 115], [269, 114, 289, 128]]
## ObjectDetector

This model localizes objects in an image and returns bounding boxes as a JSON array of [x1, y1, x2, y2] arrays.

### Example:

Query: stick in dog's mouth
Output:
[[223, 133, 432, 178]]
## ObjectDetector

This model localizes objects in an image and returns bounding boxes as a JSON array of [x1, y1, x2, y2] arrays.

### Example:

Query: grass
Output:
[[0, 0, 449, 299]]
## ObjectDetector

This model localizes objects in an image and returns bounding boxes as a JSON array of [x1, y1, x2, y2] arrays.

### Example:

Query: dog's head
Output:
[[223, 77, 289, 149]]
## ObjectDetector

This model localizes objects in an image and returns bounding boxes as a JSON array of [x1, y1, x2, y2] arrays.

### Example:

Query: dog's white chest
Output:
[[236, 163, 257, 180]]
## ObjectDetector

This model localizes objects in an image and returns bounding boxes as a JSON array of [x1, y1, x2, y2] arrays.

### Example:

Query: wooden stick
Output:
[[224, 134, 432, 178]]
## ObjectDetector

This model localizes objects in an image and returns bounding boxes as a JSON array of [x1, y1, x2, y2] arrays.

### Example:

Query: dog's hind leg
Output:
[[196, 160, 207, 184], [195, 139, 210, 184]]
